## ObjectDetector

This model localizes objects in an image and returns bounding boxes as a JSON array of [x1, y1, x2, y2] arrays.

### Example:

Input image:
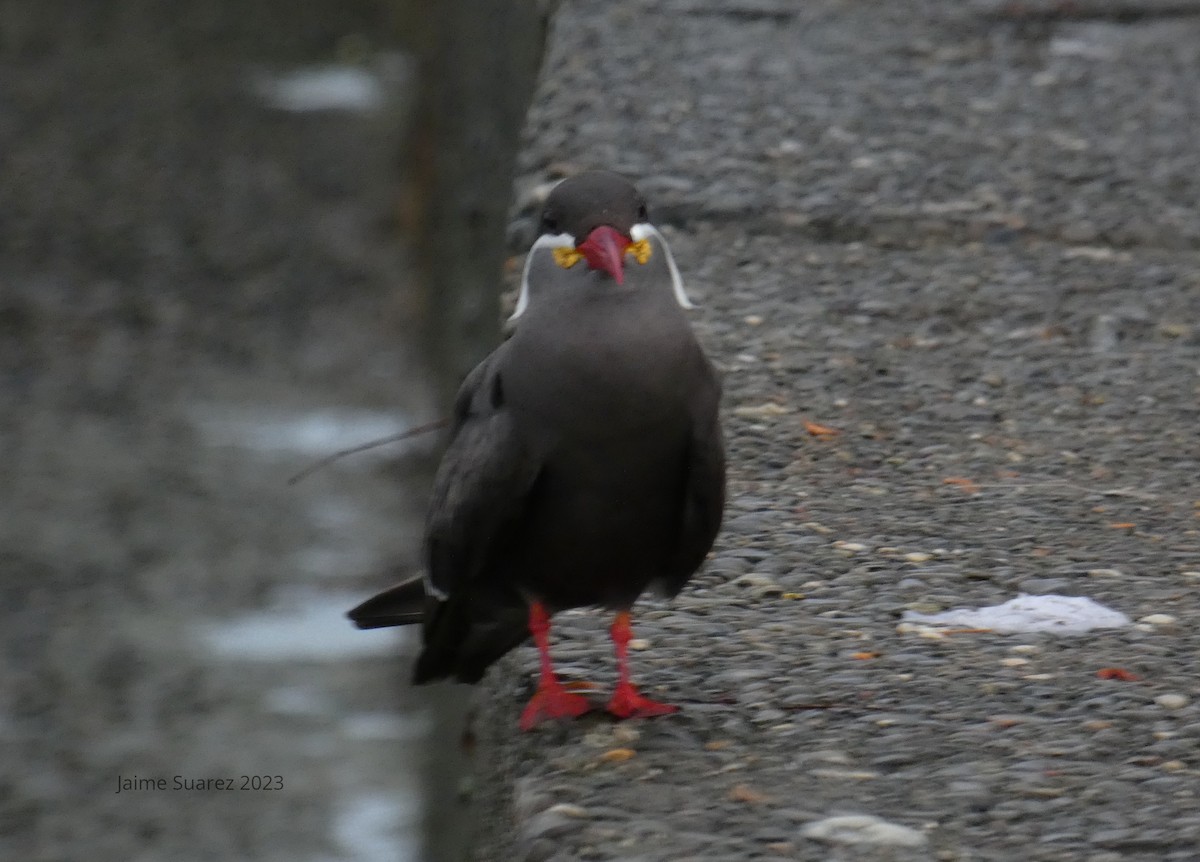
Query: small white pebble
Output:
[[801, 814, 926, 848], [612, 725, 640, 744], [1162, 760, 1186, 772], [1155, 693, 1189, 710], [1023, 673, 1056, 681], [628, 638, 650, 650], [744, 314, 764, 326], [1181, 570, 1200, 580], [838, 542, 868, 553], [1139, 614, 1177, 626], [999, 657, 1029, 667], [1009, 644, 1040, 654], [547, 803, 588, 818], [581, 730, 611, 747], [1088, 568, 1123, 578], [876, 546, 901, 555], [904, 552, 933, 563], [733, 402, 789, 418]]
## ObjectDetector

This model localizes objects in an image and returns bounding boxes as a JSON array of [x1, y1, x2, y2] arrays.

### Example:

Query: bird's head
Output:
[[510, 171, 694, 321]]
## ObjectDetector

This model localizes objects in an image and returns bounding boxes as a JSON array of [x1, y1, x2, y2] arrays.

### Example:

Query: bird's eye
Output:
[[637, 204, 648, 222], [541, 216, 559, 234]]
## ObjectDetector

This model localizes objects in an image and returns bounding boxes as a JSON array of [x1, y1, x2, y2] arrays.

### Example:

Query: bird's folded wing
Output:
[[662, 364, 726, 596], [424, 355, 542, 598]]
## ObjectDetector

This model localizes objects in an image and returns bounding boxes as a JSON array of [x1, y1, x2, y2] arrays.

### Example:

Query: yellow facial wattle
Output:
[[552, 239, 653, 270], [552, 247, 585, 269], [626, 238, 652, 265]]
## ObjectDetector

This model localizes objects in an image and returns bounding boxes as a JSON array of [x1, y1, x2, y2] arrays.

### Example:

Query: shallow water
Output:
[[2, 7, 459, 856], [190, 402, 431, 862]]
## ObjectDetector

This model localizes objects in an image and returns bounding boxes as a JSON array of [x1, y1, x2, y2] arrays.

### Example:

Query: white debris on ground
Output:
[[800, 814, 928, 847], [900, 594, 1131, 635]]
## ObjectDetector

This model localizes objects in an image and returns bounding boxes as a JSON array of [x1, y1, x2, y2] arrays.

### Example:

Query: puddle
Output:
[[199, 590, 412, 662], [182, 396, 431, 862], [341, 711, 431, 742], [264, 685, 337, 717], [332, 791, 420, 862], [291, 545, 379, 580], [255, 66, 386, 113], [188, 405, 422, 457], [252, 54, 414, 114], [201, 588, 425, 862]]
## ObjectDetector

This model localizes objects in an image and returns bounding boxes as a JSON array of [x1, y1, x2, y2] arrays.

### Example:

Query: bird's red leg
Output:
[[519, 601, 592, 730], [606, 611, 678, 720]]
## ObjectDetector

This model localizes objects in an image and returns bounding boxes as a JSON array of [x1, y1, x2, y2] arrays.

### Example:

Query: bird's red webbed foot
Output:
[[606, 679, 679, 720], [605, 610, 679, 720], [519, 677, 592, 730], [519, 601, 594, 731]]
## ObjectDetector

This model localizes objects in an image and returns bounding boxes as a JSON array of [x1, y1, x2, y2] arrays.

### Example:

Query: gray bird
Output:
[[348, 171, 725, 729]]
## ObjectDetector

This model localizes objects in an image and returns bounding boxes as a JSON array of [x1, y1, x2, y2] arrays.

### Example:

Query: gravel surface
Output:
[[474, 1, 1200, 860]]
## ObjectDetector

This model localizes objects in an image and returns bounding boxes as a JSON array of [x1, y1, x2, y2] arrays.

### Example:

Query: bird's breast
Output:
[[504, 306, 699, 438]]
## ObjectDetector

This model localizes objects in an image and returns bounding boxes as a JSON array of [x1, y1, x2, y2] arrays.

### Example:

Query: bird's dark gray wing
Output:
[[424, 344, 542, 599], [412, 345, 544, 683], [660, 356, 726, 597]]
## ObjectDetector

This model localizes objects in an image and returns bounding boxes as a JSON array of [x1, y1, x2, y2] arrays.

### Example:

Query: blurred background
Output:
[[1, 1, 551, 860]]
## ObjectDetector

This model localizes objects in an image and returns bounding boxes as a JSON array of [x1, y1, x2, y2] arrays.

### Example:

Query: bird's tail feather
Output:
[[348, 576, 530, 684], [414, 595, 529, 684], [347, 576, 427, 629]]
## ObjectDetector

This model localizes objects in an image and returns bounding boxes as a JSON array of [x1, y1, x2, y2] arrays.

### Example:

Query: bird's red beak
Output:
[[576, 225, 630, 284]]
